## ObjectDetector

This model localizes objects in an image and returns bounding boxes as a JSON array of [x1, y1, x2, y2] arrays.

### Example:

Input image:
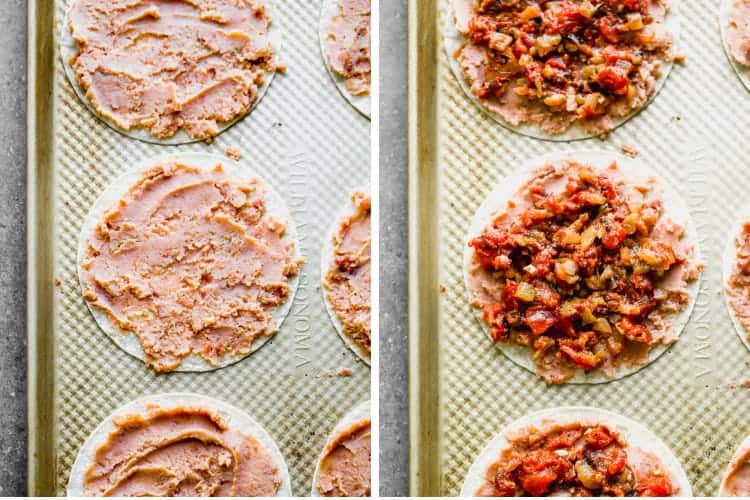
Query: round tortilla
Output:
[[318, 0, 371, 119], [722, 208, 750, 353], [463, 150, 702, 384], [67, 392, 293, 497], [720, 433, 750, 496], [461, 406, 692, 497], [59, 0, 282, 145], [310, 400, 371, 496], [76, 152, 302, 372], [443, 0, 681, 141], [720, 0, 750, 94], [321, 188, 371, 365]]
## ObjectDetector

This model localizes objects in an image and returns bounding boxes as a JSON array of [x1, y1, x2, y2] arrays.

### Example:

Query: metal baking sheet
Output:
[[408, 0, 750, 496], [27, 0, 371, 495]]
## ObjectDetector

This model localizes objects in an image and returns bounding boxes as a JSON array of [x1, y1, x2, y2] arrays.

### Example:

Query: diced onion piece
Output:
[[544, 93, 566, 107], [555, 259, 580, 284], [519, 5, 542, 22], [489, 32, 513, 52], [581, 225, 599, 250], [593, 318, 612, 334], [516, 281, 537, 303], [623, 13, 644, 31], [575, 460, 605, 490], [536, 35, 562, 57]]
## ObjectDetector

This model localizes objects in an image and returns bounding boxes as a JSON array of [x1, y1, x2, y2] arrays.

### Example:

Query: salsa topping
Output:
[[476, 422, 676, 497], [467, 160, 700, 383], [452, 0, 675, 135]]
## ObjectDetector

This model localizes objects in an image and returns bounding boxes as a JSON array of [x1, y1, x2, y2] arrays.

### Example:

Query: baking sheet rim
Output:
[[27, 0, 58, 494], [408, 0, 442, 495]]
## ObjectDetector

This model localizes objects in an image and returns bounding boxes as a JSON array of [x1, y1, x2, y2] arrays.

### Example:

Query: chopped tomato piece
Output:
[[545, 429, 583, 450], [617, 317, 652, 343], [544, 3, 586, 35], [598, 16, 621, 43], [636, 476, 673, 497], [525, 307, 557, 335], [596, 66, 629, 94], [559, 345, 599, 369], [585, 426, 614, 449], [605, 448, 627, 476], [493, 470, 517, 497], [516, 450, 572, 496], [524, 61, 544, 91], [622, 0, 642, 11], [601, 223, 627, 250]]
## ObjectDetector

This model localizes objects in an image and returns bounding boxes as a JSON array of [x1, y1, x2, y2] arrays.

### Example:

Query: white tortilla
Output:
[[321, 188, 372, 365], [76, 152, 302, 372], [443, 0, 681, 141], [319, 0, 372, 119], [461, 406, 692, 497], [463, 150, 702, 384], [720, 0, 750, 94], [722, 208, 750, 353], [67, 392, 293, 497], [720, 433, 750, 496], [310, 400, 371, 496], [59, 0, 282, 145]]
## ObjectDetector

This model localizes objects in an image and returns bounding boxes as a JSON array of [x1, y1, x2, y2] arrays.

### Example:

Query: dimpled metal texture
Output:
[[435, 0, 750, 495], [52, 0, 370, 495]]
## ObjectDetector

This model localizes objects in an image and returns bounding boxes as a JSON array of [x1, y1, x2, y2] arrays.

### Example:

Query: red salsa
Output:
[[455, 0, 674, 133], [477, 423, 675, 497], [468, 161, 696, 382]]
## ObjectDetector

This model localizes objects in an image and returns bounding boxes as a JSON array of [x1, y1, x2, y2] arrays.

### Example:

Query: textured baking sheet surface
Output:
[[427, 0, 750, 495], [47, 1, 370, 495]]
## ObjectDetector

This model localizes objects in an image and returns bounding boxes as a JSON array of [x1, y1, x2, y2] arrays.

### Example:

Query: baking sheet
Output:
[[408, 0, 750, 496], [27, 0, 370, 496]]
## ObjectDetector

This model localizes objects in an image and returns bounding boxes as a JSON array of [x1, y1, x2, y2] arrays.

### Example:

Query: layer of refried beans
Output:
[[467, 160, 700, 383], [728, 1, 750, 66], [317, 420, 372, 497], [726, 221, 750, 338], [323, 192, 372, 359], [67, 0, 281, 140], [452, 0, 676, 135], [722, 445, 750, 496], [83, 405, 281, 497], [81, 162, 302, 372], [325, 0, 372, 95], [475, 421, 677, 497]]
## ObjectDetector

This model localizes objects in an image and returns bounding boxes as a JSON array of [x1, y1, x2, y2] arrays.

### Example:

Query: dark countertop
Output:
[[0, 0, 28, 496], [379, 0, 409, 496]]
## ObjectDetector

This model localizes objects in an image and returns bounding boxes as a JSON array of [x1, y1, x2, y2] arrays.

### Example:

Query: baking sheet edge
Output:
[[408, 0, 443, 495], [26, 0, 58, 495]]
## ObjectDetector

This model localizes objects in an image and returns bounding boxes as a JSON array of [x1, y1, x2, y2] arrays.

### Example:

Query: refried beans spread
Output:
[[67, 0, 280, 140], [726, 221, 750, 338], [325, 0, 371, 96], [81, 161, 302, 372], [83, 405, 281, 496], [323, 192, 371, 359], [728, 1, 750, 67], [317, 420, 371, 497], [723, 445, 750, 496], [476, 422, 677, 496], [452, 0, 675, 135], [467, 160, 700, 383]]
